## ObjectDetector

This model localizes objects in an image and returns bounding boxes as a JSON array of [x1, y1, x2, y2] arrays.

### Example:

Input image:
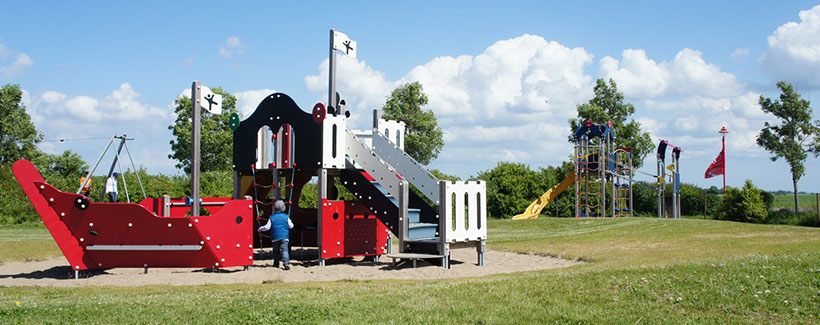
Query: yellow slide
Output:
[[512, 173, 575, 220]]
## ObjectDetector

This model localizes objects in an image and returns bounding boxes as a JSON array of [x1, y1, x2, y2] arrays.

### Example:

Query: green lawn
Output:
[[1, 218, 820, 323], [0, 223, 60, 265], [772, 193, 818, 210]]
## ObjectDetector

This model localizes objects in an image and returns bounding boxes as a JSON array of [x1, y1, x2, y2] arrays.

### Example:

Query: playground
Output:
[[4, 11, 820, 321]]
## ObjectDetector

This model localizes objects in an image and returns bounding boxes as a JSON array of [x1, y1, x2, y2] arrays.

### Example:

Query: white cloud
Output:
[[305, 34, 594, 172], [0, 47, 34, 81], [41, 90, 66, 103], [305, 56, 396, 129], [600, 48, 743, 99], [234, 88, 276, 117], [760, 5, 820, 87], [30, 83, 168, 123], [219, 36, 246, 58], [20, 88, 31, 107], [731, 48, 750, 62]]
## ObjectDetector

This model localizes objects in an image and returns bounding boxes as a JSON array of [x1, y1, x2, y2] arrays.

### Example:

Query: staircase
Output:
[[343, 131, 443, 257], [342, 129, 486, 268]]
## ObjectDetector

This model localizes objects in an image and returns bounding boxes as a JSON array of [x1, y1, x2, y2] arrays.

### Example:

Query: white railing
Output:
[[439, 181, 487, 243]]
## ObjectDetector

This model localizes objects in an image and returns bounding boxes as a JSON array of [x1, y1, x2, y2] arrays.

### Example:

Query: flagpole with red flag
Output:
[[719, 126, 729, 193], [705, 126, 728, 192]]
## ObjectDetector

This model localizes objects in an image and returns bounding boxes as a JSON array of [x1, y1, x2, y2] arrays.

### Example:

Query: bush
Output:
[[767, 209, 820, 227], [476, 162, 546, 219], [714, 180, 768, 223]]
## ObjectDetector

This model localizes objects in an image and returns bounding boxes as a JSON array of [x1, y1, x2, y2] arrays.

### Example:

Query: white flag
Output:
[[200, 86, 222, 114], [333, 30, 357, 58]]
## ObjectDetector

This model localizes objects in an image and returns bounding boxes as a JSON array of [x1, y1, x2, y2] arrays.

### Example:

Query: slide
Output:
[[512, 173, 575, 220]]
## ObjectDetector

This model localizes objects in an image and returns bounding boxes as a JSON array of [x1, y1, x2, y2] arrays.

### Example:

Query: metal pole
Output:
[[112, 139, 130, 203], [628, 151, 633, 218], [77, 135, 115, 194], [100, 137, 126, 202], [123, 141, 147, 200], [191, 81, 202, 216], [657, 153, 663, 218], [328, 29, 337, 116], [722, 135, 726, 194], [816, 193, 819, 223], [317, 168, 327, 266], [601, 138, 605, 218]]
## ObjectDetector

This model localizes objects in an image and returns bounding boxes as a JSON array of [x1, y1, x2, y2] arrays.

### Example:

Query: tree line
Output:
[[1, 78, 817, 227]]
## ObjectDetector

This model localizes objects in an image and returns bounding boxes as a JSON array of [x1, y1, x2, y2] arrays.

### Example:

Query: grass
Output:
[[1, 218, 820, 323], [489, 217, 820, 268], [0, 223, 60, 265], [772, 193, 818, 210]]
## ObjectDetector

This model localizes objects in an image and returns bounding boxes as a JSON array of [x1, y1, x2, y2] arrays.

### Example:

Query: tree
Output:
[[714, 180, 768, 223], [756, 81, 820, 214], [40, 150, 88, 178], [0, 84, 42, 163], [476, 162, 545, 218], [569, 79, 653, 168], [381, 82, 443, 165], [168, 87, 238, 173]]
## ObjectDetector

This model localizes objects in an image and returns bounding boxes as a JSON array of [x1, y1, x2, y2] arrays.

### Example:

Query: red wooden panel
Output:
[[13, 159, 254, 270], [320, 200, 388, 260]]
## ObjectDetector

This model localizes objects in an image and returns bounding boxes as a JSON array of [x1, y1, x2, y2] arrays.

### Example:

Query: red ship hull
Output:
[[13, 159, 254, 270]]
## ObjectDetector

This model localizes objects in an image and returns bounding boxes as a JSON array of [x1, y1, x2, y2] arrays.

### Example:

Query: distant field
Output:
[[772, 193, 818, 209], [1, 218, 819, 323]]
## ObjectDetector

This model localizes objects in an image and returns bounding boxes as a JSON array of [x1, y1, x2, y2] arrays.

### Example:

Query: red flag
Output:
[[704, 149, 725, 179]]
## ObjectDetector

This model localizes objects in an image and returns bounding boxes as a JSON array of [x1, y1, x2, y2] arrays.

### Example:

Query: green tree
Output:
[[476, 162, 545, 219], [569, 79, 653, 168], [756, 81, 820, 214], [39, 150, 88, 178], [0, 84, 42, 163], [714, 180, 768, 224], [168, 87, 237, 173], [381, 82, 443, 165]]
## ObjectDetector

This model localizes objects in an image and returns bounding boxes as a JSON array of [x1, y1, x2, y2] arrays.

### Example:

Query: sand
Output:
[[0, 247, 580, 287]]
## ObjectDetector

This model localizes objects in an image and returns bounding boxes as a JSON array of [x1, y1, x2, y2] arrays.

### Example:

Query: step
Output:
[[408, 208, 421, 223], [408, 222, 438, 239], [386, 252, 446, 268]]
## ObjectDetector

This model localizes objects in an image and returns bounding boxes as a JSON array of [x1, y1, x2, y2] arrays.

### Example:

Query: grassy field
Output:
[[772, 193, 818, 210], [1, 218, 819, 323]]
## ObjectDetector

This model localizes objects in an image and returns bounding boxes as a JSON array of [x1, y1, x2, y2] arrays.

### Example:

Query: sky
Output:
[[2, 1, 820, 192]]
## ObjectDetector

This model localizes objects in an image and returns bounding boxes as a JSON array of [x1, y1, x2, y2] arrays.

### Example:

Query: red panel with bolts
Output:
[[320, 199, 389, 260], [13, 159, 254, 270], [139, 196, 234, 217]]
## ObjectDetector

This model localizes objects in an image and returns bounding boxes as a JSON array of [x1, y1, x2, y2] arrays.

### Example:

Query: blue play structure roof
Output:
[[574, 121, 613, 140]]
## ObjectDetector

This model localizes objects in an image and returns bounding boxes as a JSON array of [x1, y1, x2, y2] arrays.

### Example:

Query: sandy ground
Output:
[[0, 248, 580, 287]]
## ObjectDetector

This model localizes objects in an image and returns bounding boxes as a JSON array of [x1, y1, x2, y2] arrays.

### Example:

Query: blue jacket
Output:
[[258, 212, 292, 240]]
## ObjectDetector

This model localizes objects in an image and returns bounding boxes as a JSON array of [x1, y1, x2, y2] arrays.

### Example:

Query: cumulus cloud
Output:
[[305, 56, 396, 128], [600, 48, 743, 99], [219, 36, 246, 58], [234, 88, 277, 117], [0, 41, 33, 82], [25, 84, 178, 174], [760, 5, 820, 88], [305, 34, 594, 173], [29, 83, 168, 123]]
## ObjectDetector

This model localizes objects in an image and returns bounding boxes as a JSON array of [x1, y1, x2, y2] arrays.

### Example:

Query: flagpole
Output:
[[719, 126, 729, 194]]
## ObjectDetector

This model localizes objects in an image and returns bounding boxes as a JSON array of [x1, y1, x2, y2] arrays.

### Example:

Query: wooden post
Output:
[[816, 193, 819, 222]]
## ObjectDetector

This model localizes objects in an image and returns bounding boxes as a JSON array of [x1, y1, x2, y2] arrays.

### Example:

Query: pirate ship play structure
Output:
[[13, 30, 486, 277]]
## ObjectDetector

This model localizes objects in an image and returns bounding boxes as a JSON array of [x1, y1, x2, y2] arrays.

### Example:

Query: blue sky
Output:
[[3, 1, 820, 192]]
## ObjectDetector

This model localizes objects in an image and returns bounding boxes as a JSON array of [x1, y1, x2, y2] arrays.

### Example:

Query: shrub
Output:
[[714, 180, 768, 223], [476, 162, 545, 219], [767, 209, 820, 227]]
